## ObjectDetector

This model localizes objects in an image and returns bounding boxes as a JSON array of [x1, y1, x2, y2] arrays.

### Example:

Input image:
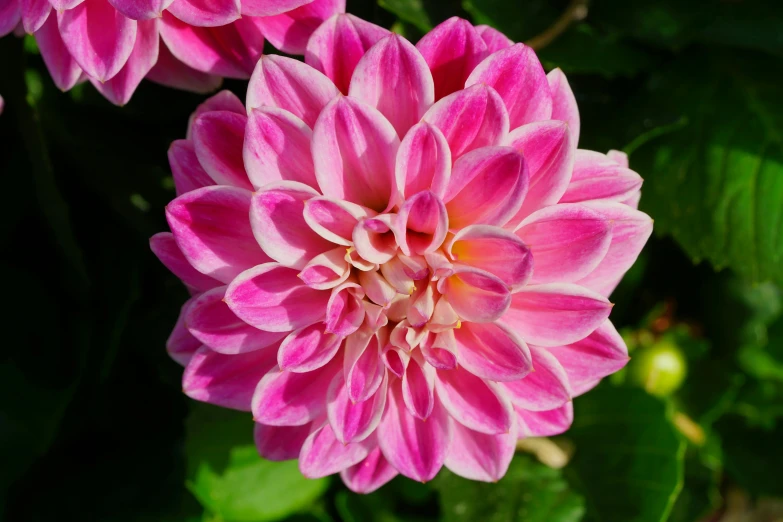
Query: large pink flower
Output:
[[0, 0, 343, 105], [152, 16, 652, 493]]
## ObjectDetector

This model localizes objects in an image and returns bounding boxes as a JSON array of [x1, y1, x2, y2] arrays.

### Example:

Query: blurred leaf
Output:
[[668, 438, 722, 522], [462, 0, 562, 42], [630, 51, 783, 285], [377, 0, 432, 32], [434, 454, 585, 522], [566, 385, 685, 522], [185, 403, 329, 522]]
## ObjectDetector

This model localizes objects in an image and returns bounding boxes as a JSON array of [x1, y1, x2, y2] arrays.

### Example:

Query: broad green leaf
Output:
[[629, 51, 783, 285], [715, 414, 783, 496], [377, 0, 433, 33], [434, 454, 585, 522], [566, 385, 685, 522], [185, 403, 329, 522]]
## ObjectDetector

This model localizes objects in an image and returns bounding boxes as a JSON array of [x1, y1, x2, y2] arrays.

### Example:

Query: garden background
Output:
[[1, 0, 782, 521]]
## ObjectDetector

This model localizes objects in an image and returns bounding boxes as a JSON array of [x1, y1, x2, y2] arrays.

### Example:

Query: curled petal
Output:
[[407, 282, 436, 328], [447, 225, 532, 289], [341, 447, 398, 494], [547, 68, 580, 145], [166, 0, 240, 26], [516, 402, 573, 438], [344, 327, 386, 402], [438, 267, 511, 324], [422, 84, 509, 159], [166, 186, 269, 283], [150, 232, 220, 292], [396, 122, 451, 200], [402, 356, 435, 420], [313, 96, 400, 212], [247, 55, 339, 128], [192, 110, 253, 189], [252, 356, 341, 425], [560, 149, 643, 205], [436, 365, 512, 435], [515, 203, 613, 284], [416, 16, 488, 100], [34, 15, 84, 91], [244, 107, 317, 190], [503, 120, 575, 223], [225, 263, 329, 332], [186, 286, 286, 353], [503, 345, 571, 411], [299, 423, 370, 478], [443, 146, 528, 229], [353, 215, 398, 265], [303, 196, 370, 246], [299, 247, 351, 290], [325, 281, 365, 336], [349, 34, 434, 137], [428, 296, 459, 332], [279, 323, 342, 373], [396, 191, 448, 256], [167, 298, 202, 366], [420, 330, 457, 370], [305, 13, 390, 94], [466, 43, 552, 129], [250, 182, 332, 270], [475, 24, 513, 53], [358, 270, 397, 307], [382, 343, 409, 378], [250, 0, 345, 55], [445, 417, 517, 482], [454, 321, 532, 382], [184, 345, 278, 411], [378, 379, 451, 482], [254, 422, 314, 461], [328, 371, 388, 444], [505, 283, 613, 347], [379, 255, 416, 295]]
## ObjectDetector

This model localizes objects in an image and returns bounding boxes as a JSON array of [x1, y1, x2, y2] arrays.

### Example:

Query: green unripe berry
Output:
[[627, 340, 687, 397]]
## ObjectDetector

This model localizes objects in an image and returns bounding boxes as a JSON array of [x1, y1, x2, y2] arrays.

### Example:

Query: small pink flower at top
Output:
[[0, 0, 344, 105], [151, 16, 652, 493]]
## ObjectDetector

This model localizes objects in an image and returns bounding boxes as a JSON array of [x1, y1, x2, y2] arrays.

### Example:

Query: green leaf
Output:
[[565, 385, 685, 522], [377, 0, 433, 33], [434, 454, 585, 522], [462, 0, 560, 42], [185, 403, 329, 522], [629, 51, 783, 285]]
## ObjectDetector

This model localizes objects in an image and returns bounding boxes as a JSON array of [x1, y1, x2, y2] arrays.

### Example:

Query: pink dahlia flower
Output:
[[0, 0, 343, 105], [151, 16, 652, 492]]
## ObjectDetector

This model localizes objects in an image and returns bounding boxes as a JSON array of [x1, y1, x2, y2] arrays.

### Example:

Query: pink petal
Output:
[[607, 149, 628, 167], [447, 225, 532, 289], [420, 330, 457, 370], [299, 422, 370, 478], [108, 0, 174, 20], [21, 0, 51, 34], [250, 182, 332, 269], [416, 16, 488, 100], [358, 270, 396, 307], [146, 42, 222, 94], [547, 320, 629, 396], [378, 379, 451, 482], [515, 203, 613, 284], [58, 0, 137, 82], [312, 96, 400, 212], [191, 110, 253, 189], [435, 365, 513, 435], [166, 0, 240, 26], [305, 13, 389, 94], [187, 90, 245, 138], [244, 107, 317, 190], [547, 68, 580, 145], [503, 344, 571, 411], [341, 447, 398, 494], [445, 418, 517, 482], [278, 323, 343, 372], [349, 34, 434, 138], [396, 122, 451, 200], [247, 54, 339, 128], [241, 0, 311, 17], [454, 321, 532, 382], [303, 196, 370, 246], [443, 146, 528, 229], [505, 283, 613, 347], [465, 43, 552, 129], [252, 356, 341, 425], [91, 18, 159, 106], [0, 0, 21, 37], [252, 0, 346, 55], [160, 12, 262, 79], [516, 402, 573, 437], [168, 139, 215, 196], [560, 149, 643, 204], [299, 247, 351, 290], [186, 286, 286, 353], [503, 120, 575, 223], [34, 13, 83, 91], [225, 263, 329, 332], [183, 344, 278, 411], [150, 232, 221, 292], [325, 280, 365, 336], [402, 356, 435, 420], [166, 186, 269, 283], [167, 298, 202, 366], [396, 191, 448, 256], [575, 201, 653, 296], [344, 327, 386, 402], [438, 266, 511, 323], [421, 84, 509, 160], [254, 422, 314, 461], [48, 0, 84, 10], [353, 215, 398, 265], [474, 24, 513, 54], [328, 371, 388, 443]]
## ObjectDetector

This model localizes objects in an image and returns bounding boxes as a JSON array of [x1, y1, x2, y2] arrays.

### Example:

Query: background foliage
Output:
[[1, 0, 782, 521]]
